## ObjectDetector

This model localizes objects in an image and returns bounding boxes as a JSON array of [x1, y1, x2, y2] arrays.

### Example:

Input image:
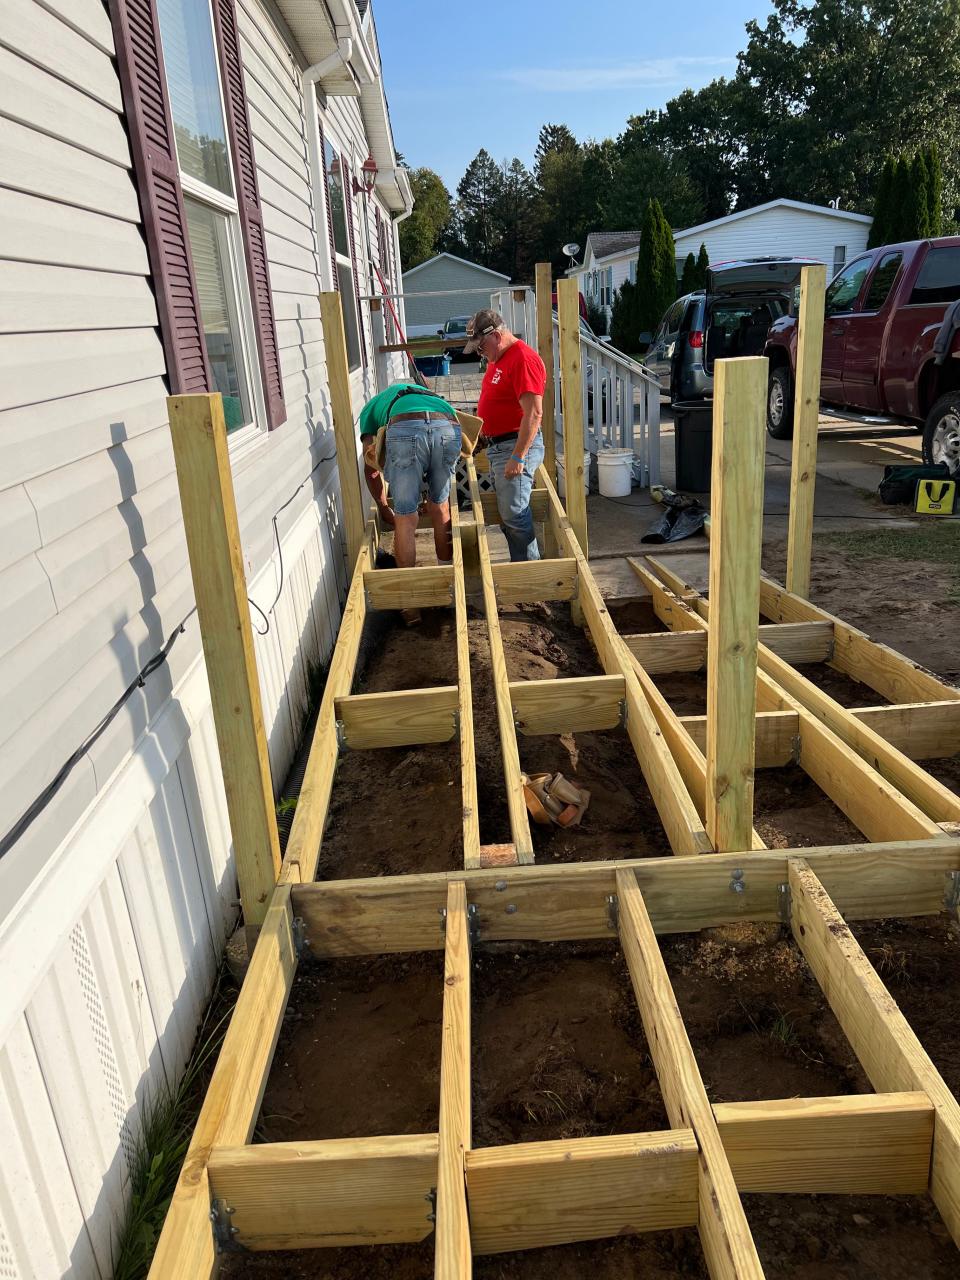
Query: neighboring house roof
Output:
[[402, 252, 511, 281], [585, 231, 642, 262], [674, 198, 872, 242]]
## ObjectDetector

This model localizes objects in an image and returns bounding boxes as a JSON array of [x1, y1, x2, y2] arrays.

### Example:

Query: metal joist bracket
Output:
[[606, 893, 619, 932], [467, 902, 480, 950], [618, 698, 627, 728], [210, 1199, 245, 1255], [335, 718, 348, 751], [944, 870, 960, 913], [292, 916, 309, 957], [790, 734, 802, 765], [777, 882, 791, 924]]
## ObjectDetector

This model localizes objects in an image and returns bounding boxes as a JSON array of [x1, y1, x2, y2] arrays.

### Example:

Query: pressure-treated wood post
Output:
[[785, 263, 827, 598], [168, 394, 281, 930], [535, 262, 557, 484], [320, 291, 366, 569], [706, 357, 767, 851], [557, 277, 588, 560]]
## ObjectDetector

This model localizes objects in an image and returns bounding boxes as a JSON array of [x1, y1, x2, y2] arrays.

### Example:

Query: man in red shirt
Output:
[[466, 309, 546, 561]]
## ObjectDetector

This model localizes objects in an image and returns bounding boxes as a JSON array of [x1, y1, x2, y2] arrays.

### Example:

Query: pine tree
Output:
[[680, 252, 698, 293], [868, 157, 894, 248], [635, 200, 662, 333], [912, 151, 932, 238], [695, 242, 710, 288], [887, 157, 910, 242], [926, 145, 944, 236], [610, 279, 642, 352], [454, 149, 503, 267], [654, 199, 678, 316]]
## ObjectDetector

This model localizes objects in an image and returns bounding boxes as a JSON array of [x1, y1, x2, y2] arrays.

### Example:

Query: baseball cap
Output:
[[463, 309, 504, 354]]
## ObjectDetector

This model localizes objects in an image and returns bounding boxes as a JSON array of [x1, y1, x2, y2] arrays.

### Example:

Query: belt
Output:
[[483, 430, 520, 446], [389, 411, 457, 423]]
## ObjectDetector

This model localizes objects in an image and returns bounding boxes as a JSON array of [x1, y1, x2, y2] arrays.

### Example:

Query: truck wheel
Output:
[[922, 392, 960, 476], [767, 366, 794, 439]]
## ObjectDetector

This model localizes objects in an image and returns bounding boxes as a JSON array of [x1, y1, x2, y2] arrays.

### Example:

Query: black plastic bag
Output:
[[641, 502, 707, 543]]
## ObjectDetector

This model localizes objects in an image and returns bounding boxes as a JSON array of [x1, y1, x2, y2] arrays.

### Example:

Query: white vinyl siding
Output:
[[673, 205, 871, 273], [0, 1, 401, 1274], [401, 254, 511, 330]]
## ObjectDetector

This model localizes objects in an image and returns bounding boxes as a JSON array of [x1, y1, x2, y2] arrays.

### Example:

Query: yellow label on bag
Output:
[[915, 478, 957, 515]]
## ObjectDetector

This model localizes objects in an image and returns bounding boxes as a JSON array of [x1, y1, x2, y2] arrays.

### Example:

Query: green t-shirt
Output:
[[357, 382, 457, 436]]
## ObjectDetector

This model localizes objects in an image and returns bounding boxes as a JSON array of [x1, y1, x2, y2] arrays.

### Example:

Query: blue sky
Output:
[[375, 0, 776, 192]]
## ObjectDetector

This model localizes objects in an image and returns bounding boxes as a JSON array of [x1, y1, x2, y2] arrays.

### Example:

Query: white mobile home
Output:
[[0, 1, 409, 1274], [401, 251, 511, 335]]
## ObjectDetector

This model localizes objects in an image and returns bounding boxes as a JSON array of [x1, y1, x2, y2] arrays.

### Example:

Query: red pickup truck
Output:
[[763, 237, 960, 474]]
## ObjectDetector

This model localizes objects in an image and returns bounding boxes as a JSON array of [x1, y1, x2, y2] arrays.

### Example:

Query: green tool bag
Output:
[[877, 464, 950, 505]]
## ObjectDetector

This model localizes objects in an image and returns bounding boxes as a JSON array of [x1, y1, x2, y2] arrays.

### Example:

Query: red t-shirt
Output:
[[477, 339, 546, 437]]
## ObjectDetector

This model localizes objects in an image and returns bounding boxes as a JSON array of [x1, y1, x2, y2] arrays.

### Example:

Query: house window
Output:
[[110, 0, 286, 431], [157, 0, 257, 434], [323, 135, 363, 372], [628, 258, 637, 284], [833, 245, 847, 276]]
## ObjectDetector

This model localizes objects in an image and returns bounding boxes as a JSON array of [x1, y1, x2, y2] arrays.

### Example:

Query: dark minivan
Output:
[[642, 258, 816, 401]]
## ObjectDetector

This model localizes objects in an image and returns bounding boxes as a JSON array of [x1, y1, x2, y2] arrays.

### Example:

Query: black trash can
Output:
[[673, 399, 713, 493]]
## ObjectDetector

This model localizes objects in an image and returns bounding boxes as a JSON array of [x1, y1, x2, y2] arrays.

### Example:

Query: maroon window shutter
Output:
[[210, 0, 286, 429], [107, 0, 210, 394], [342, 158, 368, 366], [317, 114, 339, 290]]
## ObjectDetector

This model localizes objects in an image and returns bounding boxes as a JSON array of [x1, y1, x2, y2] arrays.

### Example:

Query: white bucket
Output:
[[557, 451, 591, 498], [597, 448, 634, 498]]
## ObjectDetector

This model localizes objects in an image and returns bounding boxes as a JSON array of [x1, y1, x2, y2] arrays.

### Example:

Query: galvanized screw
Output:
[[495, 879, 508, 892], [505, 903, 518, 914], [729, 868, 745, 895]]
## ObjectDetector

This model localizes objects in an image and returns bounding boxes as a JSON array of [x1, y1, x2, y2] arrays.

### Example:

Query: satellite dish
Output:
[[562, 242, 581, 259]]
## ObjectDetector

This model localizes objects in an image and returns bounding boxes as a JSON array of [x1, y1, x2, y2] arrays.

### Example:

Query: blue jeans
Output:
[[487, 432, 545, 562], [384, 417, 461, 516]]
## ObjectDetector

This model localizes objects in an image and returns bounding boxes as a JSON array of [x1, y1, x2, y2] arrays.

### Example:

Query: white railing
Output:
[[491, 287, 661, 487]]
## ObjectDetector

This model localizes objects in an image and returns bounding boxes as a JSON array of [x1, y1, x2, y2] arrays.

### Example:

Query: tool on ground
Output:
[[522, 772, 591, 827], [915, 477, 957, 515], [877, 463, 951, 505]]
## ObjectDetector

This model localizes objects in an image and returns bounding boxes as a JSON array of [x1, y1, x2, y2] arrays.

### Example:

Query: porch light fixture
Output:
[[353, 153, 379, 195]]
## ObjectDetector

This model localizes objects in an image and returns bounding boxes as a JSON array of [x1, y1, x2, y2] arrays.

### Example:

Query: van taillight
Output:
[[688, 330, 704, 348]]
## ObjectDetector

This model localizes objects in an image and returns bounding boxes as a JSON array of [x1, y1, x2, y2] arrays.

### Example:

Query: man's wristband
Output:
[[510, 452, 525, 463]]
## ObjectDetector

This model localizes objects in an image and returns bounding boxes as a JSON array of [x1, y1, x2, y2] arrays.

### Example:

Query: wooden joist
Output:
[[681, 710, 799, 768], [509, 674, 624, 735], [363, 564, 454, 611], [435, 883, 472, 1277], [491, 557, 578, 604], [451, 505, 481, 869], [334, 686, 459, 749], [760, 573, 960, 705], [465, 1130, 699, 1255], [467, 460, 533, 861], [282, 541, 369, 884], [289, 839, 960, 957], [633, 558, 949, 844], [479, 487, 550, 526], [540, 471, 713, 855], [715, 1091, 934, 1195], [625, 621, 834, 674], [615, 868, 764, 1278], [207, 1133, 439, 1250], [789, 860, 960, 1245]]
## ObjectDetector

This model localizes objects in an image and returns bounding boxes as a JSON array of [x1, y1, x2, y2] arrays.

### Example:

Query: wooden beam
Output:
[[465, 1130, 698, 1255], [637, 558, 949, 844], [626, 621, 834, 673], [363, 565, 454, 611], [759, 574, 960, 705], [556, 277, 588, 561], [148, 887, 298, 1278], [435, 883, 472, 1278], [681, 711, 799, 767], [207, 1134, 438, 1250], [479, 488, 550, 526], [282, 542, 369, 885], [167, 394, 281, 930], [451, 506, 481, 869], [289, 839, 960, 957], [320, 292, 366, 569], [491, 557, 577, 604], [467, 460, 533, 862], [540, 471, 713, 855], [705, 357, 767, 851], [510, 674, 625, 735], [789, 860, 960, 1245], [615, 869, 764, 1279], [785, 263, 827, 597], [715, 1092, 934, 1195], [334, 686, 459, 749], [535, 262, 557, 484]]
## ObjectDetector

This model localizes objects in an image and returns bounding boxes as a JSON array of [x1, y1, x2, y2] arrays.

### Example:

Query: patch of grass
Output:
[[768, 1009, 799, 1048], [820, 521, 960, 600], [111, 966, 236, 1280]]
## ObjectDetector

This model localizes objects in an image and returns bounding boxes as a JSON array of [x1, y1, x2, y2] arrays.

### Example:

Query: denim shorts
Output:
[[384, 417, 461, 516]]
